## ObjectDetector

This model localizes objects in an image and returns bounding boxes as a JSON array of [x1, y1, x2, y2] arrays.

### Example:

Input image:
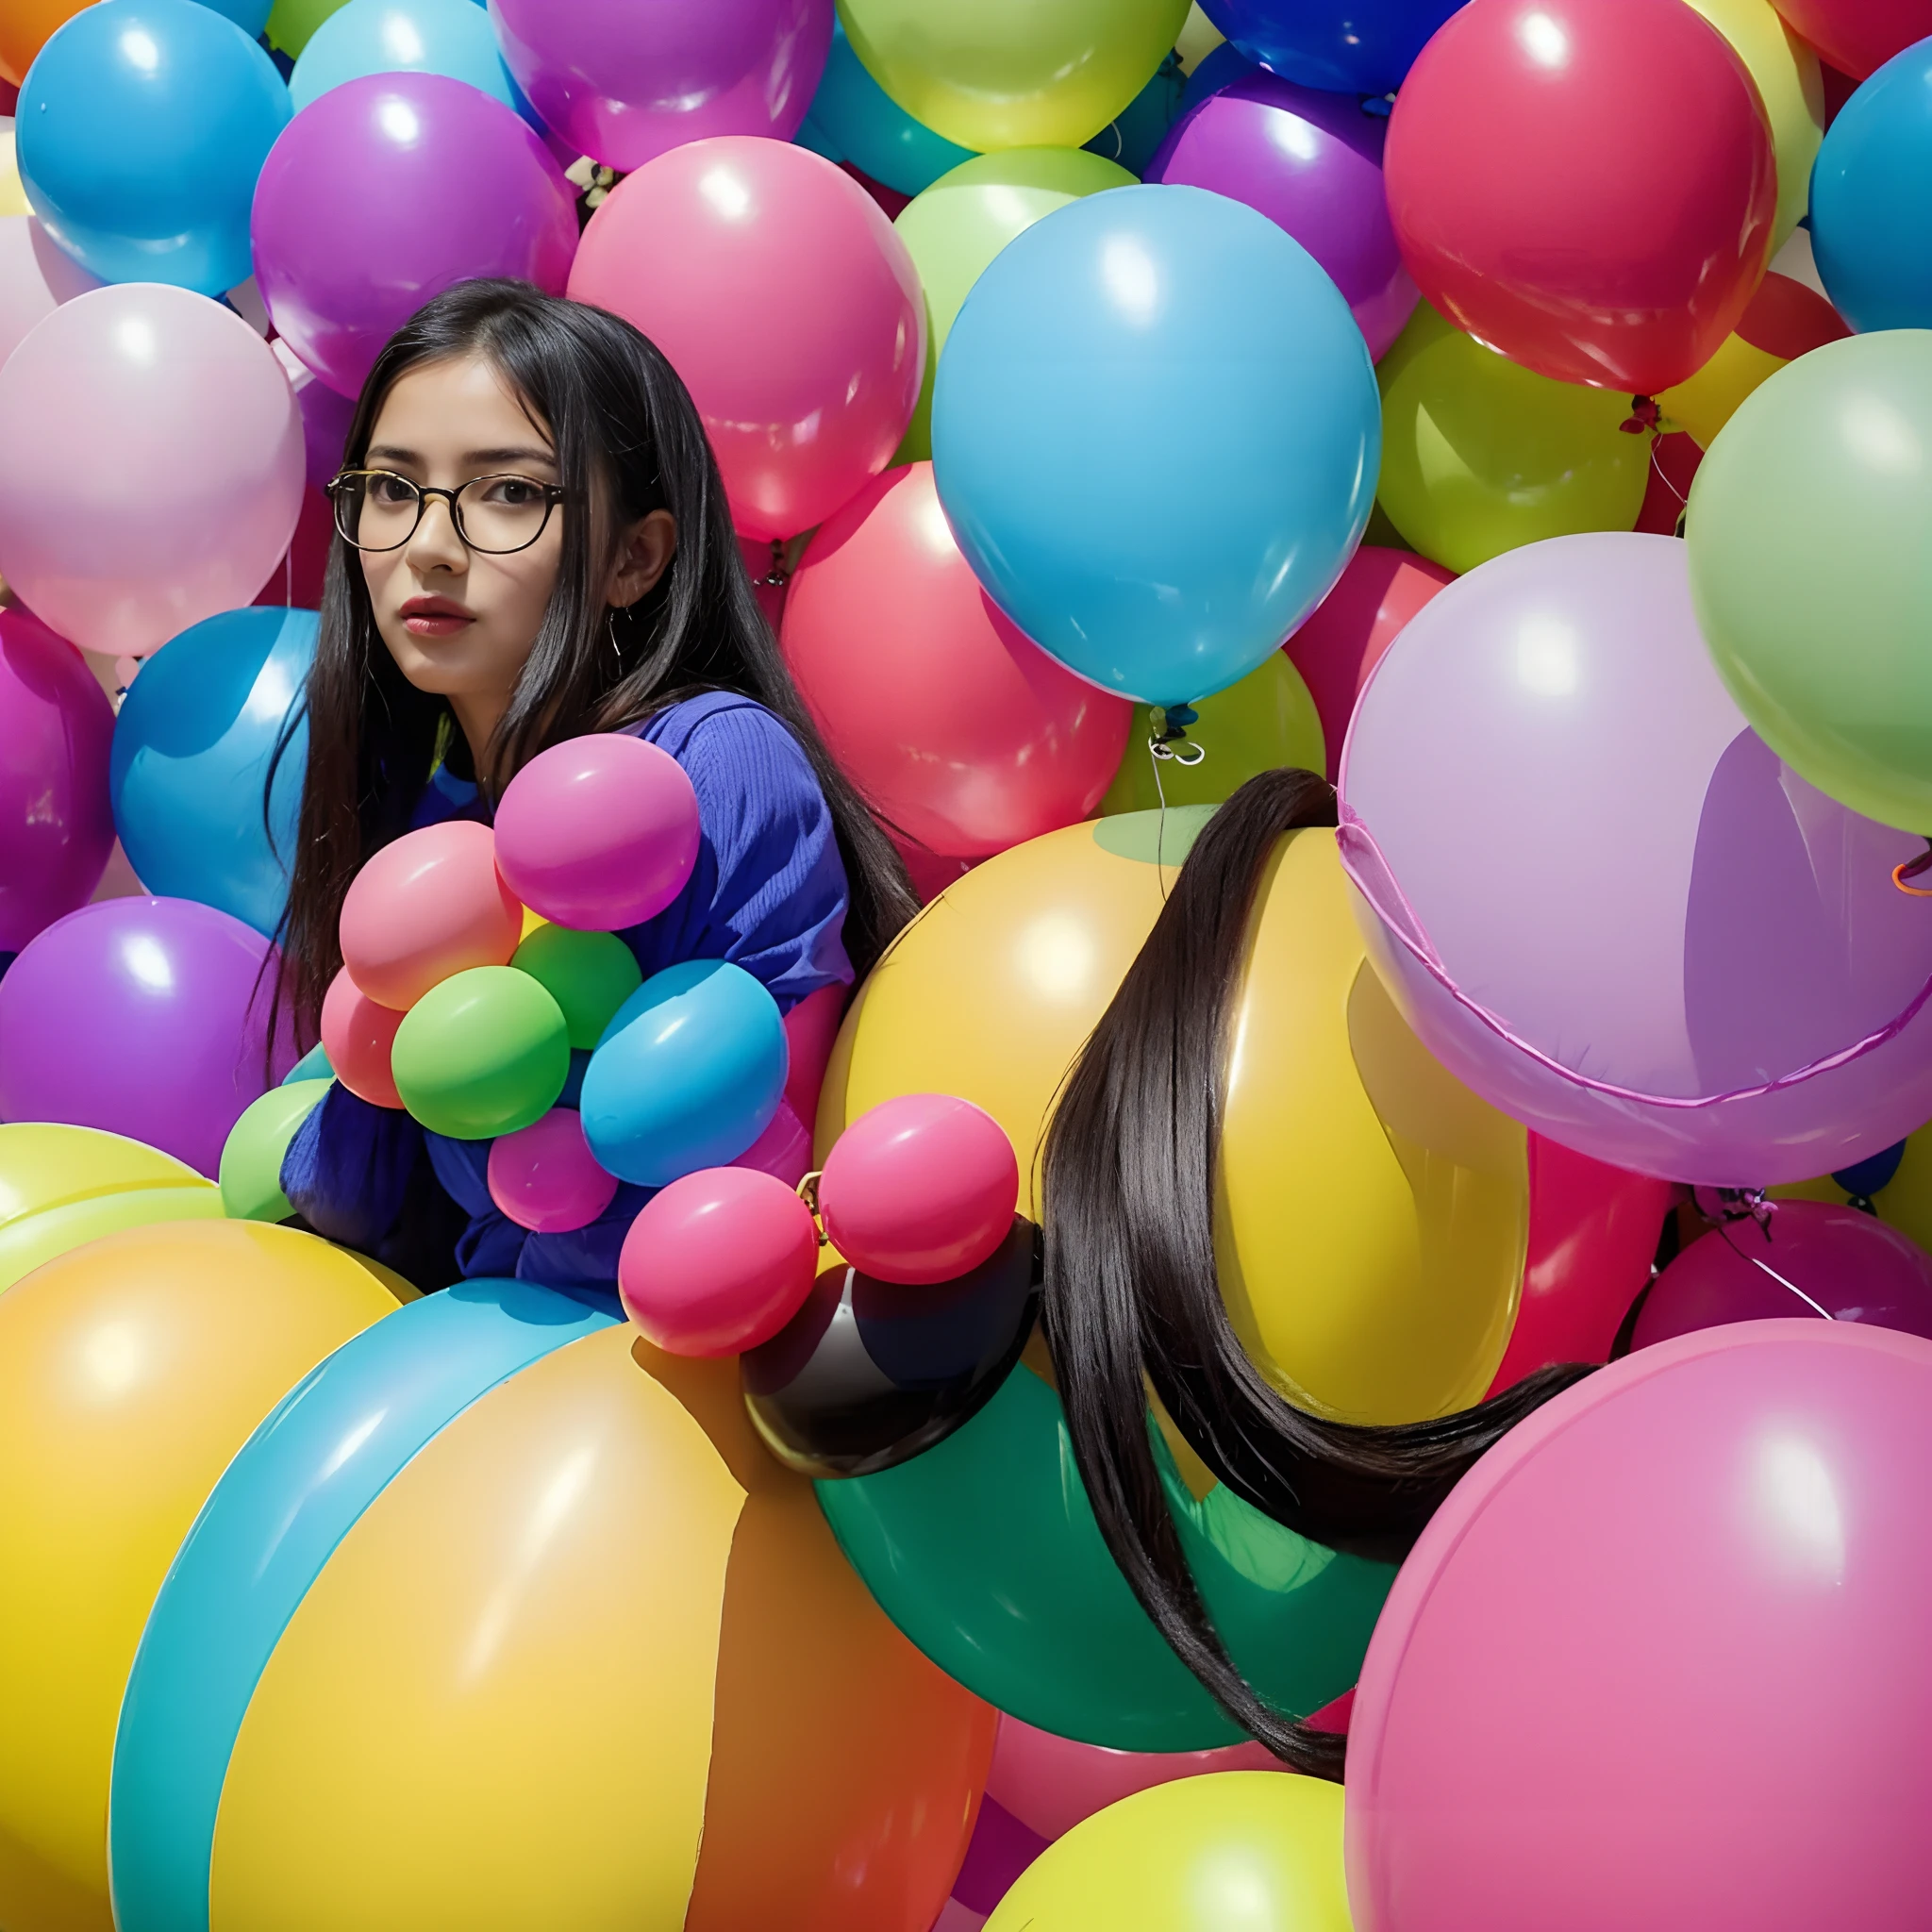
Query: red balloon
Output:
[[320, 967, 405, 1109], [1384, 0, 1777, 395], [781, 464, 1131, 859], [1772, 0, 1932, 80]]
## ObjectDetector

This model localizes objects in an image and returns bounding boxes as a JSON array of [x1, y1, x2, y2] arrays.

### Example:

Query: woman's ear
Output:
[[605, 508, 676, 609]]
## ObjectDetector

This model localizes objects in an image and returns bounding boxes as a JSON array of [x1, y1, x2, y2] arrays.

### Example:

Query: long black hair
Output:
[[1040, 767, 1595, 1780], [270, 278, 916, 1045]]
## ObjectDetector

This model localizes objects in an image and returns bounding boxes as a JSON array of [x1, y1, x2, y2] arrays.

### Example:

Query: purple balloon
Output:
[[0, 896, 296, 1176], [489, 0, 832, 173], [252, 73, 579, 399], [1339, 532, 1932, 1188], [1148, 72, 1418, 359]]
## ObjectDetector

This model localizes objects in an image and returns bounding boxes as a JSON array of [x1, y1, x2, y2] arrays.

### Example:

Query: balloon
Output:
[[1687, 333, 1932, 834], [492, 733, 700, 930], [1082, 53, 1186, 176], [1384, 0, 1777, 395], [338, 820, 522, 1011], [486, 1107, 618, 1234], [508, 924, 641, 1052], [581, 959, 789, 1187], [1767, 0, 1932, 79], [569, 138, 923, 541], [1346, 1322, 1932, 1932], [1341, 532, 1932, 1186], [253, 74, 577, 399], [839, 0, 1191, 151], [1374, 302, 1650, 575], [0, 610, 114, 954], [266, 0, 350, 58], [197, 0, 274, 29], [0, 213, 99, 370], [109, 607, 313, 939], [798, 17, 975, 196], [219, 1077, 330, 1222], [16, 0, 289, 295], [988, 1773, 1350, 1931], [320, 967, 405, 1108], [1146, 70, 1416, 360], [1657, 268, 1847, 448], [779, 463, 1130, 858], [0, 897, 294, 1176], [490, 0, 830, 172], [933, 185, 1379, 707], [291, 0, 533, 123], [391, 965, 570, 1140], [618, 1164, 820, 1356], [275, 339, 358, 491], [1284, 546, 1453, 778], [0, 285, 305, 657], [1201, 0, 1459, 94], [891, 145, 1134, 463]]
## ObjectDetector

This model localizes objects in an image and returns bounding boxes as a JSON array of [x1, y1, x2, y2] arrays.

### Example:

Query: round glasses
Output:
[[327, 468, 570, 555]]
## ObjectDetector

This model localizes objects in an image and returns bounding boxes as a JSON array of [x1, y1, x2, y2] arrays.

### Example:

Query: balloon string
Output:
[[1894, 841, 1932, 897], [1147, 706, 1205, 903], [1716, 1217, 1838, 1322]]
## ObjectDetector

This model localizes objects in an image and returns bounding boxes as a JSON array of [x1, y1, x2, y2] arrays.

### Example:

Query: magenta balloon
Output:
[[1347, 1320, 1932, 1930], [0, 612, 114, 954], [252, 74, 579, 399], [1147, 72, 1419, 360], [487, 1108, 618, 1234], [489, 0, 831, 173], [0, 896, 295, 1176], [1339, 533, 1932, 1187], [1634, 1198, 1932, 1347]]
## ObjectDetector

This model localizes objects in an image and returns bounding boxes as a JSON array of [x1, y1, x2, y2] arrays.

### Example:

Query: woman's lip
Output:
[[403, 611, 474, 637]]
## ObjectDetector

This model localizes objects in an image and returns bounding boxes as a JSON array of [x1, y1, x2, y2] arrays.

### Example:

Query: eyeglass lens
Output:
[[333, 472, 556, 555]]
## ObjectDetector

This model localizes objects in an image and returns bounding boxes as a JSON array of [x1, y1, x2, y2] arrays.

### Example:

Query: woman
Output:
[[273, 278, 915, 1293]]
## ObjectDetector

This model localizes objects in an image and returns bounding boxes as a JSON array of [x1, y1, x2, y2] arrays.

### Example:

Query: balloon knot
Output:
[[1619, 395, 1661, 435], [1693, 1186, 1774, 1237], [1894, 839, 1932, 896], [1359, 92, 1395, 119]]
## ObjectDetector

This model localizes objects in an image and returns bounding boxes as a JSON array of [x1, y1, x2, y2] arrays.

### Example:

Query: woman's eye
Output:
[[370, 475, 416, 506], [487, 478, 541, 507]]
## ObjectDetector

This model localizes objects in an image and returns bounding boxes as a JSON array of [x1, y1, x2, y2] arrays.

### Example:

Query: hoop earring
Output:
[[607, 607, 623, 671]]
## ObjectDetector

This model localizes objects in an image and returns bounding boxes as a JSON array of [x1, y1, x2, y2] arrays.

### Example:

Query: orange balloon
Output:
[[0, 0, 87, 86]]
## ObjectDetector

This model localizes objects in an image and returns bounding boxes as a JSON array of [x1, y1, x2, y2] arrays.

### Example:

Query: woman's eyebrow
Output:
[[462, 445, 558, 469]]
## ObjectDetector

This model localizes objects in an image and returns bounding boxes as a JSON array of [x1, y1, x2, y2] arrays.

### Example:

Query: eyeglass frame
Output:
[[325, 467, 574, 556]]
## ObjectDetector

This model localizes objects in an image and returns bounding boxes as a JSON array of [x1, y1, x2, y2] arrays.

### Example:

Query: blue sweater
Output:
[[281, 691, 852, 1292]]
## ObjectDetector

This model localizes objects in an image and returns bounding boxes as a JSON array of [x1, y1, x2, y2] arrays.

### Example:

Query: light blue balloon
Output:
[[17, 0, 291, 296], [932, 183, 1379, 707], [796, 18, 974, 197], [110, 608, 315, 938], [290, 0, 538, 125], [580, 959, 787, 1188], [1810, 41, 1932, 334]]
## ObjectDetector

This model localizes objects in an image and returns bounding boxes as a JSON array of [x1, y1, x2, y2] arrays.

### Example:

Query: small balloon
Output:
[[487, 1108, 618, 1235], [390, 965, 570, 1140], [508, 924, 643, 1053], [220, 1078, 331, 1223], [319, 968, 405, 1109]]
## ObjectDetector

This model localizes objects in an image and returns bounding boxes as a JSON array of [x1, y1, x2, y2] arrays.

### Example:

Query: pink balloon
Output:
[[1634, 1198, 1932, 1349], [730, 1097, 814, 1187], [1347, 1321, 1932, 1931], [0, 610, 114, 953], [618, 1164, 821, 1357], [819, 1093, 1019, 1286], [320, 966, 404, 1109], [337, 821, 522, 1011], [569, 137, 925, 541], [0, 214, 100, 371], [0, 284, 304, 657], [487, 1108, 619, 1234], [492, 733, 700, 932]]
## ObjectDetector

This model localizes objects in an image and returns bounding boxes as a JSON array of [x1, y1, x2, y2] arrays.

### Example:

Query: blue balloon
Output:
[[1198, 0, 1461, 95], [290, 0, 539, 126], [1811, 42, 1932, 334], [17, 0, 291, 296], [796, 18, 975, 197], [198, 0, 274, 32], [580, 960, 787, 1188], [110, 607, 314, 938], [932, 184, 1378, 706]]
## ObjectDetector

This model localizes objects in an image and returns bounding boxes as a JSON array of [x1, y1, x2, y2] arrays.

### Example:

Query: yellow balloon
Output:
[[0, 132, 30, 219], [892, 145, 1135, 461], [1376, 302, 1649, 575], [1174, 1, 1225, 73], [1659, 329, 1789, 448], [820, 810, 1528, 1423], [986, 1772, 1352, 1930], [840, 0, 1192, 151]]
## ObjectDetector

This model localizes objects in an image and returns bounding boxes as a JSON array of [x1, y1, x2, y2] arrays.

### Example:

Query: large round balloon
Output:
[[1201, 0, 1459, 96], [570, 137, 924, 541], [1768, 0, 1932, 79], [1345, 1321, 1932, 1931], [0, 285, 304, 657], [1687, 332, 1932, 834], [1341, 532, 1932, 1186], [291, 0, 535, 124], [490, 0, 830, 171], [0, 213, 100, 370], [781, 463, 1130, 858], [839, 0, 1191, 151], [1385, 0, 1777, 395], [798, 17, 976, 196], [15, 0, 290, 295], [253, 73, 577, 398], [933, 184, 1378, 707]]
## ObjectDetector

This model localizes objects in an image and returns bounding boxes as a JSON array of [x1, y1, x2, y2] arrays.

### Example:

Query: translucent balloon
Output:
[[292, 0, 534, 124], [0, 213, 99, 371]]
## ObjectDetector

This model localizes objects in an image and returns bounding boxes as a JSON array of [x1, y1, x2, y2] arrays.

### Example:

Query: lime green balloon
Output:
[[1376, 301, 1649, 575], [218, 1079, 331, 1224], [266, 0, 348, 56], [391, 968, 570, 1141], [1688, 331, 1932, 833], [892, 145, 1137, 460], [510, 924, 643, 1054], [1101, 651, 1324, 815], [986, 1773, 1351, 1931]]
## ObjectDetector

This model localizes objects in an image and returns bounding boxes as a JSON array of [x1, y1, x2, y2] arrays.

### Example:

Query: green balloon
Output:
[[1688, 330, 1932, 834], [391, 968, 570, 1141], [266, 0, 349, 56], [219, 1079, 331, 1224], [1101, 651, 1324, 815], [511, 924, 644, 1053], [817, 1360, 1393, 1751]]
